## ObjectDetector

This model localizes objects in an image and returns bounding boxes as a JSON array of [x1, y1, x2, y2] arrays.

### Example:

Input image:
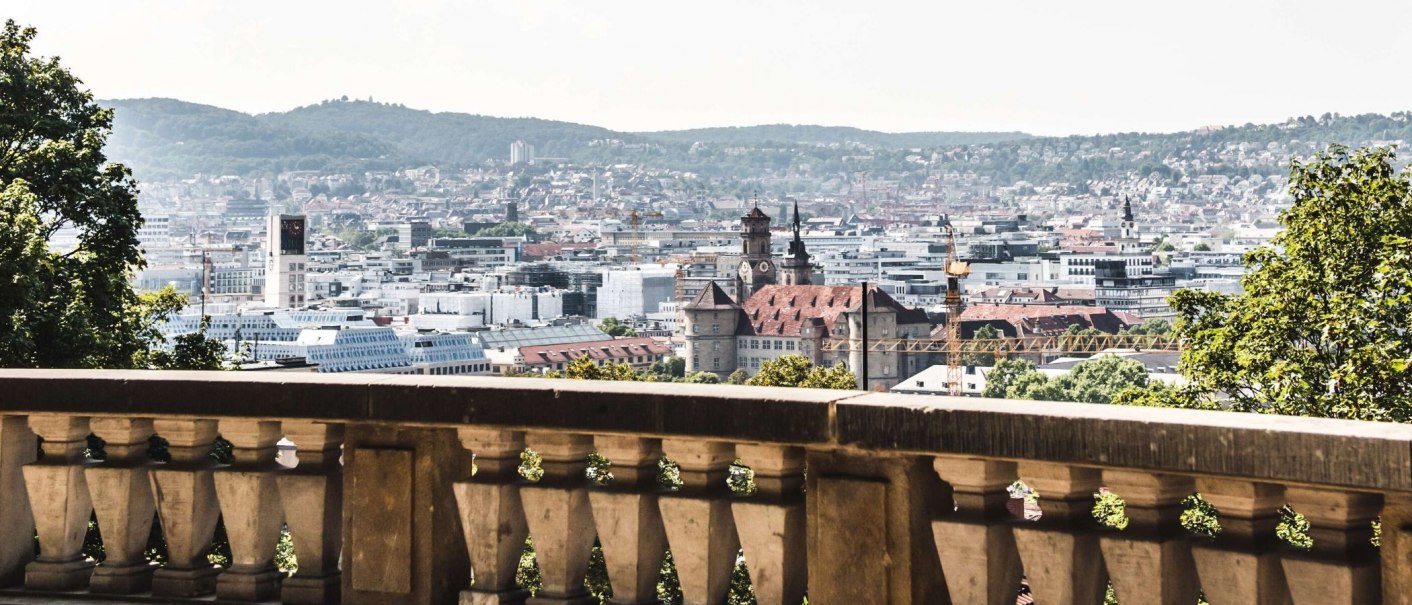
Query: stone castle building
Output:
[[682, 203, 930, 389]]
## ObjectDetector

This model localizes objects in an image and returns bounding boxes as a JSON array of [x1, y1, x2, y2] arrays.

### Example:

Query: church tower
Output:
[[780, 201, 812, 286], [736, 203, 775, 300]]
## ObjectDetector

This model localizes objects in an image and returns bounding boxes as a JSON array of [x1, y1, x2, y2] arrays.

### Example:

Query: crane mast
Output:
[[943, 224, 971, 396]]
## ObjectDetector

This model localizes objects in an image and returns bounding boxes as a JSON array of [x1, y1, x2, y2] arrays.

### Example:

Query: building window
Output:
[[713, 358, 720, 370]]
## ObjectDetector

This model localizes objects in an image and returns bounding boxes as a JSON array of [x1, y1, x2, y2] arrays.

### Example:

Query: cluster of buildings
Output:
[[118, 135, 1292, 388]]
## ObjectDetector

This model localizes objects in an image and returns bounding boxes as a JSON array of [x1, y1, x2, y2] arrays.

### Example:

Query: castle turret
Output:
[[681, 281, 742, 377]]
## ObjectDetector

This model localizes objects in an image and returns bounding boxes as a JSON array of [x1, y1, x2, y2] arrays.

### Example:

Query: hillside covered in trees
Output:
[[103, 97, 1412, 186]]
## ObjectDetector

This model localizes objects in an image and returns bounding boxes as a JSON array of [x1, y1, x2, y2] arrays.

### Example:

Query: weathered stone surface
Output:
[[1012, 461, 1106, 605], [456, 428, 528, 605], [1281, 487, 1381, 605], [279, 421, 344, 605], [0, 371, 838, 445], [87, 418, 156, 595], [149, 419, 221, 598], [836, 391, 1412, 492], [587, 436, 665, 605], [342, 425, 470, 605], [0, 416, 37, 588], [932, 456, 1021, 605], [807, 451, 946, 604], [1189, 478, 1289, 605], [1097, 470, 1198, 605], [348, 448, 414, 594], [520, 432, 595, 604], [22, 415, 94, 591]]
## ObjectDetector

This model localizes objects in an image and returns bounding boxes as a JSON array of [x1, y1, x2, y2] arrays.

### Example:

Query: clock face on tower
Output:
[[740, 259, 773, 281], [280, 218, 306, 255]]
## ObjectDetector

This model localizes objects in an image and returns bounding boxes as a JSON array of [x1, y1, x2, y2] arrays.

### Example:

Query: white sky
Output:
[[10, 0, 1412, 136]]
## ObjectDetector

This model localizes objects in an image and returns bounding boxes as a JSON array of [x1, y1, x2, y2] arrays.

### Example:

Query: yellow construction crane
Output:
[[943, 223, 971, 396]]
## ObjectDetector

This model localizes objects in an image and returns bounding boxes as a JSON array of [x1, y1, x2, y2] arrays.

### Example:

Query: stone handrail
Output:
[[0, 369, 1405, 604]]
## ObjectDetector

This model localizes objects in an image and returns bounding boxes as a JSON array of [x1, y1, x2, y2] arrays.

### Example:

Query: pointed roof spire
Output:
[[1122, 195, 1134, 223], [792, 200, 801, 236]]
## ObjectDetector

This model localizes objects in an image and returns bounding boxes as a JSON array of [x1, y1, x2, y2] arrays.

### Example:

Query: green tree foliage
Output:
[[1092, 488, 1130, 530], [726, 368, 750, 384], [646, 356, 686, 380], [746, 354, 858, 389], [1122, 318, 1172, 335], [0, 21, 152, 369], [598, 316, 637, 338], [1150, 146, 1412, 420], [985, 356, 1149, 404], [1277, 505, 1314, 550], [683, 371, 721, 384], [1193, 242, 1213, 252], [1180, 494, 1222, 539], [475, 221, 538, 238], [962, 324, 999, 367], [981, 358, 1036, 398]]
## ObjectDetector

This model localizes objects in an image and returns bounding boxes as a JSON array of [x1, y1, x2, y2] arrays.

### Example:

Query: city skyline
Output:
[[11, 0, 1412, 137]]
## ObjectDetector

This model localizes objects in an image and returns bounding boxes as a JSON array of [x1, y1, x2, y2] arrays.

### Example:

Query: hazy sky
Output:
[[10, 0, 1412, 136]]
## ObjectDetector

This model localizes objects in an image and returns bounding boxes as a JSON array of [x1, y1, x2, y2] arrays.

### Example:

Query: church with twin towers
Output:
[[681, 203, 931, 390]]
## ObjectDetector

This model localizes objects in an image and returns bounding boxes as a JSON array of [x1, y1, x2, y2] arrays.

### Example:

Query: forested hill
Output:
[[102, 97, 1412, 184], [636, 124, 1031, 148]]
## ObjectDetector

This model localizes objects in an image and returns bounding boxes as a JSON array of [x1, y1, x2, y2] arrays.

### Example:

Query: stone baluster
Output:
[[587, 436, 666, 605], [1280, 487, 1381, 604], [149, 419, 222, 597], [1190, 478, 1289, 604], [0, 416, 37, 587], [453, 428, 529, 605], [730, 444, 805, 605], [932, 456, 1022, 605], [1012, 462, 1106, 605], [1097, 470, 1198, 605], [22, 414, 95, 590], [519, 432, 596, 604], [658, 439, 739, 605], [87, 418, 157, 594], [277, 421, 344, 605], [213, 420, 285, 601]]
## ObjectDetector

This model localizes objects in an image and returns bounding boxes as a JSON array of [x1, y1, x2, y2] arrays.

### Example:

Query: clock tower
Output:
[[737, 204, 775, 300], [264, 213, 308, 308]]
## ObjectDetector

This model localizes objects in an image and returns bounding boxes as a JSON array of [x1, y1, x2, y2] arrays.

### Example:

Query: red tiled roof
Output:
[[739, 285, 928, 337], [958, 304, 1129, 335], [518, 337, 672, 367]]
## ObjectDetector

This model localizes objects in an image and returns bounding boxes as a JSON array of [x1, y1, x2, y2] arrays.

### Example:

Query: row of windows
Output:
[[737, 339, 796, 351], [427, 363, 489, 375]]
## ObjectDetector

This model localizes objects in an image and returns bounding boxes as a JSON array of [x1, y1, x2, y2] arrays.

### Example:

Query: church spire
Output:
[[1122, 195, 1134, 223], [792, 200, 801, 239]]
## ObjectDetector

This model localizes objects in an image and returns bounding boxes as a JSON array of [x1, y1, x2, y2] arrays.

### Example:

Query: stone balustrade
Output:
[[0, 370, 1407, 604]]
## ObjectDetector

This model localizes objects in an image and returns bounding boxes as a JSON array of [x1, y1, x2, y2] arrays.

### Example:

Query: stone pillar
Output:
[[805, 450, 947, 604], [0, 416, 37, 587], [1281, 487, 1381, 605], [278, 421, 344, 605], [520, 432, 596, 604], [1190, 478, 1289, 605], [1383, 493, 1412, 605], [150, 419, 222, 597], [730, 444, 805, 605], [87, 418, 157, 594], [932, 456, 1022, 605], [1097, 469, 1198, 605], [454, 428, 529, 605], [214, 419, 284, 601], [587, 436, 666, 605], [23, 414, 95, 590], [1012, 462, 1106, 605], [659, 439, 739, 605]]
